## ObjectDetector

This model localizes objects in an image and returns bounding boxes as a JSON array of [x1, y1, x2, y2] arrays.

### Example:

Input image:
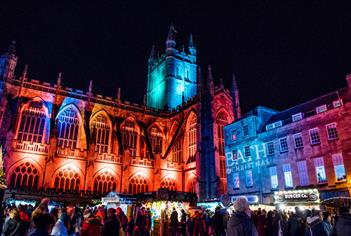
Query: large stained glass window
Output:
[[54, 167, 80, 192], [128, 175, 148, 194], [121, 121, 137, 157], [10, 162, 39, 190], [187, 115, 197, 163], [57, 107, 79, 149], [17, 101, 47, 143], [93, 170, 117, 194], [90, 114, 110, 153], [160, 177, 177, 191]]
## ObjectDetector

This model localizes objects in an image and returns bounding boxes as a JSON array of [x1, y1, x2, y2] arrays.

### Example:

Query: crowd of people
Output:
[[0, 197, 351, 236]]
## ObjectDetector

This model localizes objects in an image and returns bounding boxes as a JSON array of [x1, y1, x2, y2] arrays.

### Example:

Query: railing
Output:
[[131, 157, 154, 167], [57, 147, 87, 158], [166, 161, 182, 169], [14, 140, 48, 153], [96, 153, 121, 163]]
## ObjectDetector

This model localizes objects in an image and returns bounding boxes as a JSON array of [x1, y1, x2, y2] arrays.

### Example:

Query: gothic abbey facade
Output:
[[0, 26, 240, 201]]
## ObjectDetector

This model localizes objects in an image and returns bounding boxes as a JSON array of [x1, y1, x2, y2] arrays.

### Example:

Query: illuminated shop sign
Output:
[[231, 195, 259, 204], [225, 142, 271, 173], [274, 189, 319, 204]]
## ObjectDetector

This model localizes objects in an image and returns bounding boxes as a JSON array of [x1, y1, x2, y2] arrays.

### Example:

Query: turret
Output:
[[188, 34, 196, 56], [231, 74, 241, 119], [165, 24, 177, 54], [148, 44, 156, 66], [0, 40, 18, 81]]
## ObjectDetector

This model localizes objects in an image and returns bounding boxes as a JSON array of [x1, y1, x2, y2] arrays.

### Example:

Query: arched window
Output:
[[57, 107, 79, 149], [54, 167, 80, 192], [90, 114, 110, 153], [188, 178, 197, 193], [121, 121, 137, 157], [128, 175, 149, 194], [17, 101, 47, 143], [160, 177, 177, 191], [93, 170, 117, 194], [171, 138, 182, 163], [10, 162, 40, 190], [187, 115, 197, 163], [146, 126, 163, 158], [216, 112, 228, 157]]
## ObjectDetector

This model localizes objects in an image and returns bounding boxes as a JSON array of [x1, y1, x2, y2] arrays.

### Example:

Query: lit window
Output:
[[293, 133, 304, 149], [216, 112, 228, 156], [326, 123, 338, 140], [90, 114, 110, 153], [233, 172, 240, 189], [292, 113, 303, 122], [244, 146, 251, 157], [121, 121, 137, 157], [333, 100, 343, 108], [245, 169, 253, 187], [269, 166, 278, 189], [188, 178, 197, 193], [283, 164, 293, 188], [297, 160, 309, 186], [243, 125, 249, 136], [316, 104, 327, 114], [309, 128, 321, 145], [314, 157, 327, 184], [57, 107, 79, 149], [332, 153, 346, 182], [231, 130, 237, 141], [17, 101, 47, 143], [148, 126, 163, 157], [279, 137, 288, 153], [171, 138, 182, 163], [187, 115, 197, 163], [267, 142, 275, 156]]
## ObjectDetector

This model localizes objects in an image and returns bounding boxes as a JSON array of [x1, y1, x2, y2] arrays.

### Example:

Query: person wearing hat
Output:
[[80, 209, 102, 236], [227, 197, 258, 236]]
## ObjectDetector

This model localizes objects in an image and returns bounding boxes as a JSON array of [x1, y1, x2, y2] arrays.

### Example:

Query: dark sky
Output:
[[1, 1, 351, 112]]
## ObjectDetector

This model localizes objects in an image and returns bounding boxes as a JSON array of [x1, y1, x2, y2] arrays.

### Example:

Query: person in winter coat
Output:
[[212, 207, 225, 236], [101, 208, 120, 236], [321, 212, 333, 236], [193, 211, 207, 236], [116, 207, 128, 233], [135, 207, 147, 236], [51, 211, 70, 236], [126, 216, 134, 236], [304, 209, 326, 236], [3, 208, 22, 236], [29, 213, 55, 236], [80, 209, 102, 236], [335, 206, 351, 236], [227, 197, 258, 236], [170, 208, 178, 236], [286, 207, 305, 236]]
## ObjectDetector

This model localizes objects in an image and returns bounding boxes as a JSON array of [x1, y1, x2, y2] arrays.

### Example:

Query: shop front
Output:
[[274, 188, 320, 212]]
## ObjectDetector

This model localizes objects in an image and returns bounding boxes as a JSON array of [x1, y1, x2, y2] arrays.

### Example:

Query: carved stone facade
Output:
[[0, 29, 239, 201]]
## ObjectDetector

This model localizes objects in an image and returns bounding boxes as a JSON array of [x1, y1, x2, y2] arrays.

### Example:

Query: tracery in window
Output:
[[93, 170, 117, 194], [10, 162, 39, 190], [216, 111, 228, 156], [187, 114, 197, 163], [160, 177, 177, 191], [90, 114, 111, 153], [57, 107, 80, 149], [17, 101, 47, 143], [121, 121, 137, 157], [128, 174, 149, 194], [54, 167, 80, 192], [188, 178, 197, 193], [146, 126, 163, 159]]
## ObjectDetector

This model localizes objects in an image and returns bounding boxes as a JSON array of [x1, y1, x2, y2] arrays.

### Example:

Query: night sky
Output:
[[1, 1, 351, 113]]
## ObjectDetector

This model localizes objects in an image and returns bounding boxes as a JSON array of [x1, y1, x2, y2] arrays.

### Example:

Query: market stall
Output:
[[274, 188, 320, 212]]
